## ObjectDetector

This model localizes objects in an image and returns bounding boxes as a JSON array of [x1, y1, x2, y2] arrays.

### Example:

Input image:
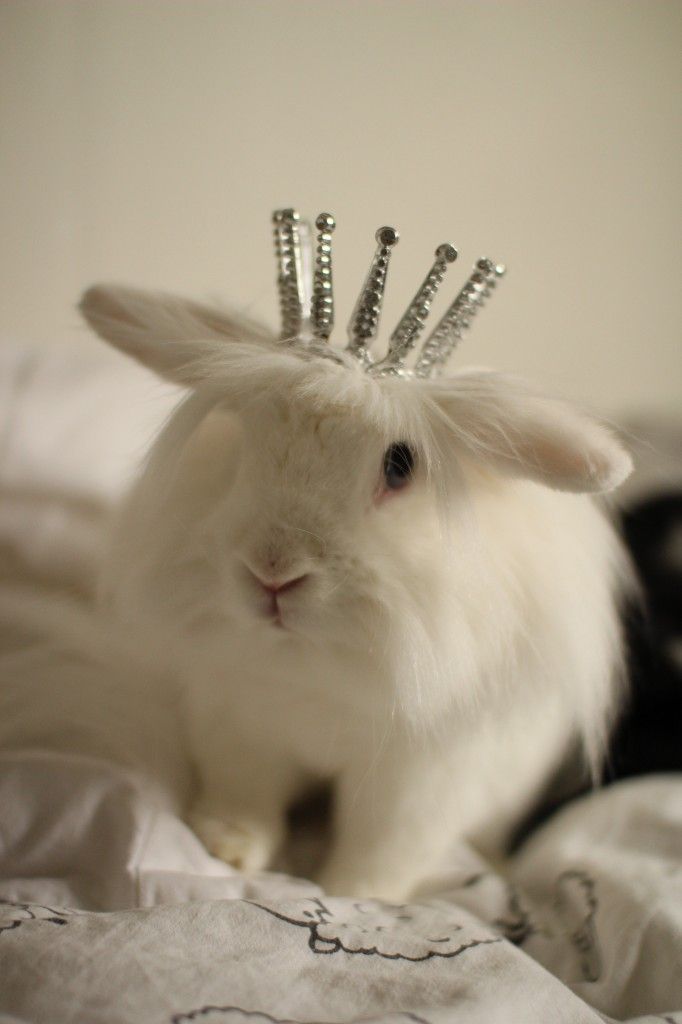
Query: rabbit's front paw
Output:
[[189, 811, 276, 873], [317, 864, 412, 902]]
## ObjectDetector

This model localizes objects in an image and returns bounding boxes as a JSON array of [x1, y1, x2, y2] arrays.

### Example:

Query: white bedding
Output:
[[1, 342, 680, 1024]]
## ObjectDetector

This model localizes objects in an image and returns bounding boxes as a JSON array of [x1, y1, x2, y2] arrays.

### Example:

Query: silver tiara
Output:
[[272, 208, 505, 379]]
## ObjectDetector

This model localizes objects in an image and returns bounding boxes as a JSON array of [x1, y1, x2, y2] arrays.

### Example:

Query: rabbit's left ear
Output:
[[425, 370, 632, 493], [79, 284, 274, 387]]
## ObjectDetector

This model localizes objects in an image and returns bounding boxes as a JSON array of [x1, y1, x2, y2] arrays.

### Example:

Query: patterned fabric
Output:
[[0, 751, 681, 1023]]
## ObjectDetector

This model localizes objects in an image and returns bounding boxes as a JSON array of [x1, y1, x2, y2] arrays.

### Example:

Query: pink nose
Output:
[[252, 572, 309, 596]]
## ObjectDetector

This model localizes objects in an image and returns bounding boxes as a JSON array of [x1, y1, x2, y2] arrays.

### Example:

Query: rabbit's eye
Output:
[[383, 442, 414, 490]]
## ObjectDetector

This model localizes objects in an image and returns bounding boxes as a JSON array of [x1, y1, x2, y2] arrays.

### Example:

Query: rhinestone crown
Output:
[[272, 208, 505, 379]]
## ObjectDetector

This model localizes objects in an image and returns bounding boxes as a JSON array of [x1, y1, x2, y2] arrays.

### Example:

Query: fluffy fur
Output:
[[67, 284, 635, 899]]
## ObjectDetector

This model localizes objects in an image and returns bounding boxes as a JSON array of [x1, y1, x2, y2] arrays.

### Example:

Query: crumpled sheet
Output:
[[1, 341, 681, 1023], [0, 750, 681, 1023]]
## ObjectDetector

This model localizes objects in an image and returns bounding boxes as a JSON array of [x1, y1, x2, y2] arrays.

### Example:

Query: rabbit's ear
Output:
[[426, 371, 632, 493], [79, 284, 274, 386]]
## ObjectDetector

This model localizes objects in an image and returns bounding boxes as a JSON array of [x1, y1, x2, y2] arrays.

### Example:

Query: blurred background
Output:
[[1, 0, 680, 418]]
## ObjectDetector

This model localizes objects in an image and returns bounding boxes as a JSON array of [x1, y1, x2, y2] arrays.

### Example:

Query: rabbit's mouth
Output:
[[265, 591, 311, 633], [268, 603, 286, 630], [237, 560, 315, 632], [251, 583, 303, 634]]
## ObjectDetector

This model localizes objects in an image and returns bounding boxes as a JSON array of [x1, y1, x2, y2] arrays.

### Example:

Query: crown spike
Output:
[[272, 208, 313, 340], [372, 243, 458, 376], [414, 258, 505, 377], [297, 218, 314, 328], [346, 226, 399, 363], [311, 213, 336, 341]]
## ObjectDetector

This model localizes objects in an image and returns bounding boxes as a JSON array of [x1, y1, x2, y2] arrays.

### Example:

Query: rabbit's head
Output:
[[80, 285, 632, 719]]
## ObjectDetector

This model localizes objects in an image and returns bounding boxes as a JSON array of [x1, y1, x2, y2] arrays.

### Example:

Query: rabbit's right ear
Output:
[[79, 284, 274, 387], [425, 370, 633, 494]]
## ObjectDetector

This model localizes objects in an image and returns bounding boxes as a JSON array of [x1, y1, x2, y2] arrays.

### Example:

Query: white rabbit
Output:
[[79, 281, 634, 901]]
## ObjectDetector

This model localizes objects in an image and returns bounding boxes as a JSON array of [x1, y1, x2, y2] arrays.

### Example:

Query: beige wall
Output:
[[1, 0, 680, 416]]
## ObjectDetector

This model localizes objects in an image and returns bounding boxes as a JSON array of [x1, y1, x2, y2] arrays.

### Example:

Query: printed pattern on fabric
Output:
[[171, 1008, 432, 1024], [0, 899, 72, 935], [445, 867, 603, 981], [246, 896, 502, 960]]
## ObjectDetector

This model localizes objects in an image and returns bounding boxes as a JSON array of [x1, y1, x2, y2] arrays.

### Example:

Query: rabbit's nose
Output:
[[249, 569, 309, 596], [263, 574, 309, 595]]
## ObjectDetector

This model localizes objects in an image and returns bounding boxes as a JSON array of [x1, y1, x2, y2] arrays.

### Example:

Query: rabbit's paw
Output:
[[189, 811, 275, 873], [317, 864, 411, 902]]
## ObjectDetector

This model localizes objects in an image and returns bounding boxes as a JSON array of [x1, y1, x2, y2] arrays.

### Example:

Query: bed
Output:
[[1, 341, 680, 1024]]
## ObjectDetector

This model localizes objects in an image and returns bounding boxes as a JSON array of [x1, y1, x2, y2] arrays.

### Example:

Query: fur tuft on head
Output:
[[80, 285, 631, 497]]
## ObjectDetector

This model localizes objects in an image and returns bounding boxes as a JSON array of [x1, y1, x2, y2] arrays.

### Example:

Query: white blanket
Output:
[[1, 342, 680, 1024]]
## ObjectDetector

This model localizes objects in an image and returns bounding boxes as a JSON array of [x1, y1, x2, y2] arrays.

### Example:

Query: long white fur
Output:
[[26, 283, 632, 901]]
